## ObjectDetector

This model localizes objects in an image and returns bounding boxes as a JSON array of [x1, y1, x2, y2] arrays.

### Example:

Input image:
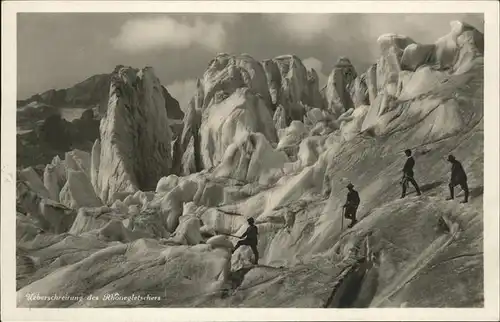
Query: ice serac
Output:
[[19, 167, 51, 199], [350, 73, 370, 108], [213, 132, 289, 183], [262, 55, 319, 123], [180, 53, 324, 173], [400, 43, 436, 71], [64, 149, 91, 177], [365, 64, 378, 106], [97, 66, 173, 203], [169, 215, 204, 245], [361, 22, 484, 138], [277, 121, 308, 152], [376, 34, 414, 96], [178, 53, 278, 172], [306, 68, 325, 110], [359, 34, 415, 134], [179, 52, 276, 174], [273, 105, 288, 130], [178, 99, 203, 175], [90, 139, 101, 193], [161, 85, 184, 120], [202, 53, 271, 110], [199, 87, 277, 169], [433, 21, 484, 73], [16, 184, 76, 235], [59, 170, 103, 209], [43, 165, 62, 202], [322, 57, 358, 117]]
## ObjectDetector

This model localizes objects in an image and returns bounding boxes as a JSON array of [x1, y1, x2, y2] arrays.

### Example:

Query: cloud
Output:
[[210, 13, 241, 25], [262, 13, 483, 72], [302, 57, 328, 88], [166, 79, 198, 112], [266, 14, 332, 42], [111, 16, 229, 53], [322, 13, 485, 63]]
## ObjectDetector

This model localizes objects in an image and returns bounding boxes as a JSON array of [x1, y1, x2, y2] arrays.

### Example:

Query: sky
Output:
[[17, 12, 484, 110]]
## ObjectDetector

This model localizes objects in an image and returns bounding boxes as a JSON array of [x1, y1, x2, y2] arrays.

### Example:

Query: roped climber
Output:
[[343, 183, 360, 228], [446, 154, 469, 203], [401, 149, 422, 198], [232, 217, 259, 265]]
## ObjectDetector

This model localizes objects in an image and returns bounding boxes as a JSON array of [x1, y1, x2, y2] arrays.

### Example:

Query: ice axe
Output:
[[218, 232, 240, 239], [341, 207, 345, 231]]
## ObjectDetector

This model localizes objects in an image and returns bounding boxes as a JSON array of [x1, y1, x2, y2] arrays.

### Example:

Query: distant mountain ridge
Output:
[[17, 74, 112, 109], [17, 71, 185, 120]]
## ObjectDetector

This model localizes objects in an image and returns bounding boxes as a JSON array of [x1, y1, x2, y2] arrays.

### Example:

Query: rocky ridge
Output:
[[16, 109, 100, 169]]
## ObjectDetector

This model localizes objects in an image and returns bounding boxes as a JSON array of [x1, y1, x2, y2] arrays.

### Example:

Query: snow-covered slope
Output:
[[16, 21, 484, 308]]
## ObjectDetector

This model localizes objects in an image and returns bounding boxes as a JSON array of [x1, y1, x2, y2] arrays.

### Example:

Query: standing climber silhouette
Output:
[[232, 217, 259, 265], [446, 155, 469, 203], [400, 149, 422, 198], [343, 183, 360, 228]]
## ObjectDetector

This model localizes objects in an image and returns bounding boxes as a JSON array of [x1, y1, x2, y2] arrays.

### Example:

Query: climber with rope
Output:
[[400, 149, 422, 198], [231, 217, 259, 265], [446, 154, 469, 203], [343, 183, 360, 228]]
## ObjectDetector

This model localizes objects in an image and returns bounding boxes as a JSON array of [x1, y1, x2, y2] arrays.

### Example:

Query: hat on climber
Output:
[[447, 154, 456, 162], [346, 183, 354, 189], [247, 217, 255, 225]]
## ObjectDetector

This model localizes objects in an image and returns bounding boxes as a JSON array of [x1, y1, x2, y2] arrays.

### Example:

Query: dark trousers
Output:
[[344, 206, 358, 221], [449, 180, 469, 201], [233, 239, 259, 264], [401, 174, 421, 197]]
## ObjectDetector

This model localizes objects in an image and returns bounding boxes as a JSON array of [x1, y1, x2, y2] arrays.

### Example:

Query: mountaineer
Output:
[[343, 183, 360, 228], [400, 149, 422, 198], [446, 155, 469, 203], [232, 217, 259, 265]]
